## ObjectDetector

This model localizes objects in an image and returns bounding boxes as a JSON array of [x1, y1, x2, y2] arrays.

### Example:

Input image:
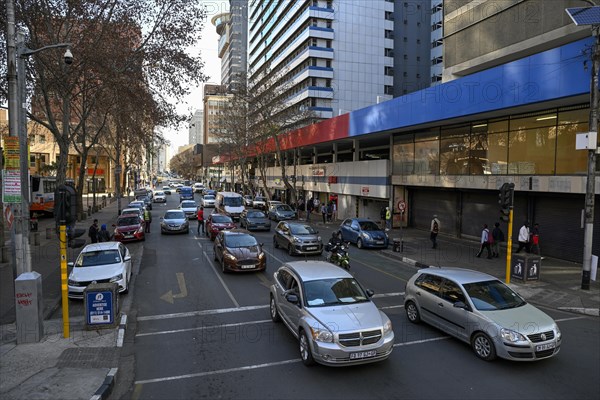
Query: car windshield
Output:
[[463, 280, 527, 311], [203, 195, 215, 201], [181, 201, 197, 208], [155, 191, 164, 196], [289, 224, 317, 235], [122, 209, 139, 215], [162, 187, 170, 190], [304, 278, 369, 307], [117, 217, 139, 226], [76, 249, 121, 267], [224, 235, 258, 248], [276, 205, 293, 211], [164, 211, 185, 219], [359, 221, 381, 231], [212, 215, 233, 223], [224, 197, 244, 206], [247, 211, 266, 218]]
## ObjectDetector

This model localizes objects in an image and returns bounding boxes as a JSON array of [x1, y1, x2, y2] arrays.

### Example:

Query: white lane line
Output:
[[372, 292, 404, 298], [135, 359, 302, 385], [555, 316, 588, 322], [136, 319, 271, 337], [379, 304, 405, 310], [393, 336, 450, 347], [197, 241, 240, 308], [137, 304, 269, 322], [134, 336, 448, 385]]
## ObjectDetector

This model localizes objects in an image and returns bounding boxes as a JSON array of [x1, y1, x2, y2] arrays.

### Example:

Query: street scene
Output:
[[1, 1, 600, 400]]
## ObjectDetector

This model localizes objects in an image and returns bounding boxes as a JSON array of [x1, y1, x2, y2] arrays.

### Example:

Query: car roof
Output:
[[118, 213, 140, 218], [416, 267, 499, 284], [82, 242, 121, 252], [223, 229, 252, 236], [285, 261, 352, 281]]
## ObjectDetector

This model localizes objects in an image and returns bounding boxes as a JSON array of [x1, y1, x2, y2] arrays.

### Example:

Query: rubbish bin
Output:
[[511, 254, 541, 281], [392, 238, 403, 252]]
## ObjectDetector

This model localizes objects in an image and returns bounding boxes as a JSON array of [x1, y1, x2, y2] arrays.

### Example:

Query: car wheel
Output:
[[471, 332, 497, 361], [299, 330, 315, 366], [273, 237, 279, 249], [288, 244, 295, 256], [270, 295, 281, 322], [357, 238, 364, 249], [405, 301, 420, 323], [122, 276, 129, 294]]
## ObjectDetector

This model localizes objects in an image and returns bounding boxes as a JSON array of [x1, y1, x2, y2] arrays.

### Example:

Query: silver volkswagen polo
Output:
[[269, 261, 394, 366], [404, 267, 561, 361]]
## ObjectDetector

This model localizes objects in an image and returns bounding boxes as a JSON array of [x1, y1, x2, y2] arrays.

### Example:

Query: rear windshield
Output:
[[203, 195, 215, 200], [181, 201, 197, 208], [118, 217, 139, 226]]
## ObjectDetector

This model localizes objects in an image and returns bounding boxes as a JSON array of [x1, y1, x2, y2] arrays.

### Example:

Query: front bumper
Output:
[[498, 336, 561, 361], [161, 223, 189, 233], [310, 331, 395, 366]]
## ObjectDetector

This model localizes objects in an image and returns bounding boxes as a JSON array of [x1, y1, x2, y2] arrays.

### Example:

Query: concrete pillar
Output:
[[15, 271, 44, 344]]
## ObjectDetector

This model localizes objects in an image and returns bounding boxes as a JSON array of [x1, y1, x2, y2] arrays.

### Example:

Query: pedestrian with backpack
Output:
[[491, 222, 504, 258], [476, 224, 493, 259], [430, 215, 440, 249]]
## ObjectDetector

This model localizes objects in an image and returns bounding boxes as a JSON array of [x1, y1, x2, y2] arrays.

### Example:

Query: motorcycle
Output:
[[326, 242, 350, 270]]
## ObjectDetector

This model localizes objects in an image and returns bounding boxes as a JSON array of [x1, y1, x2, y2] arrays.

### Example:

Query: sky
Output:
[[165, 1, 225, 155]]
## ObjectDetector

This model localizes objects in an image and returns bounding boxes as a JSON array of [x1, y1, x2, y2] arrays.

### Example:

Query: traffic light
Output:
[[498, 182, 514, 222], [55, 184, 78, 226]]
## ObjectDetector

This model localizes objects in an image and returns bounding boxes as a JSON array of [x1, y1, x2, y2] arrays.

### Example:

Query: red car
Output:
[[113, 213, 145, 242], [206, 213, 236, 240]]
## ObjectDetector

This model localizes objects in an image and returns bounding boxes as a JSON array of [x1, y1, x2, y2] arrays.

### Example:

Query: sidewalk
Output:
[[1, 196, 129, 400]]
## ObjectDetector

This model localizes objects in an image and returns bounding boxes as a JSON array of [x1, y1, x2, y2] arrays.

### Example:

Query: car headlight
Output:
[[258, 252, 266, 259], [310, 326, 333, 343], [383, 318, 393, 335], [361, 232, 371, 239], [293, 236, 301, 243], [224, 252, 237, 261], [68, 279, 77, 285], [137, 226, 144, 233], [555, 324, 562, 340], [500, 328, 527, 343], [110, 274, 123, 283], [317, 236, 322, 242]]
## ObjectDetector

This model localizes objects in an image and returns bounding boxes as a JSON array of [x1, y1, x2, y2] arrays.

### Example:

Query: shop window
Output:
[[556, 122, 590, 174], [414, 140, 439, 175], [393, 142, 415, 175], [508, 127, 556, 175]]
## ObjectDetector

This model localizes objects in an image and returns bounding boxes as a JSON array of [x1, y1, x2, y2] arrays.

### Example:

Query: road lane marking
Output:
[[160, 272, 188, 304], [133, 336, 449, 385], [197, 241, 240, 308], [136, 319, 271, 337], [380, 305, 405, 310], [137, 304, 269, 321], [555, 316, 588, 322], [372, 292, 404, 298], [135, 359, 302, 385]]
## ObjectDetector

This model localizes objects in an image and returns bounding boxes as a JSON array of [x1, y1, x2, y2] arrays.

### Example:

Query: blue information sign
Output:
[[86, 291, 114, 325]]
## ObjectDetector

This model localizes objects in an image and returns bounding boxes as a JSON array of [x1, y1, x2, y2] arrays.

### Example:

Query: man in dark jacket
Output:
[[88, 219, 99, 243]]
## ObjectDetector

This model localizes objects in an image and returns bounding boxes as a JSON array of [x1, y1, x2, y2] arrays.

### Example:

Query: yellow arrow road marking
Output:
[[160, 272, 188, 304]]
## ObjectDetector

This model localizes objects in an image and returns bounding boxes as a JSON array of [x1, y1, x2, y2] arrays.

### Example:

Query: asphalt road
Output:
[[113, 193, 600, 400]]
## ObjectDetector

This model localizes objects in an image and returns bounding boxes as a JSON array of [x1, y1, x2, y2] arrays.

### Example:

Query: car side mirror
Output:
[[365, 289, 375, 297], [124, 255, 131, 262], [286, 293, 299, 304], [453, 301, 469, 310]]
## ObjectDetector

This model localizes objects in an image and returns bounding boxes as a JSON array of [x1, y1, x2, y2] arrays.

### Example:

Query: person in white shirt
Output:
[[514, 221, 530, 253], [476, 224, 493, 259]]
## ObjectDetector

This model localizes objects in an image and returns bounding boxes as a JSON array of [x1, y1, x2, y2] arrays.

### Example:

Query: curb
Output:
[[117, 314, 127, 348], [89, 367, 118, 400]]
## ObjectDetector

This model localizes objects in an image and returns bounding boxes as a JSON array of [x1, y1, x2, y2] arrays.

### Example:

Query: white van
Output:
[[215, 192, 245, 221]]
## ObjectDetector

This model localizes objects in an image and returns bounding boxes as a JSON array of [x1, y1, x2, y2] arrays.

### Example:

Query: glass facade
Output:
[[392, 106, 591, 176]]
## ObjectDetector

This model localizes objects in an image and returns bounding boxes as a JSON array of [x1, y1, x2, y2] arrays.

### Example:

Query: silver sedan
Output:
[[270, 261, 395, 366], [404, 267, 561, 361]]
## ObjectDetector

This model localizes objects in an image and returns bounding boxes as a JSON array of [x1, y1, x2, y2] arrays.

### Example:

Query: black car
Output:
[[135, 195, 152, 210], [240, 209, 271, 231]]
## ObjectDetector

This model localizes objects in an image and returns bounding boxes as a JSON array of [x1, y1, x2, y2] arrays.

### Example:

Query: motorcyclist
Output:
[[327, 232, 343, 261]]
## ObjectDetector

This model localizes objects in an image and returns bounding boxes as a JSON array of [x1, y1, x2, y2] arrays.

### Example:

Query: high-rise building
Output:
[[188, 109, 204, 145], [430, 0, 443, 85], [248, 0, 432, 123], [212, 1, 249, 90], [203, 84, 231, 144]]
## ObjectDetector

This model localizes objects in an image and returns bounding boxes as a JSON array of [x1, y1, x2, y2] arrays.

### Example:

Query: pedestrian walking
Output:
[[98, 224, 112, 242], [530, 222, 541, 256], [144, 208, 153, 233], [491, 222, 505, 258], [430, 215, 440, 249], [326, 202, 333, 222], [88, 219, 99, 243], [332, 201, 337, 222], [385, 207, 392, 231], [514, 221, 530, 253], [297, 197, 305, 220], [380, 207, 387, 229], [321, 203, 327, 223], [306, 198, 313, 221], [197, 206, 205, 234], [476, 224, 493, 259]]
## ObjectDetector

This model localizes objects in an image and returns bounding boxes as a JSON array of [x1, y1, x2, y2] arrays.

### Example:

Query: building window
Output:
[[403, 72, 408, 77], [403, 54, 408, 60], [385, 66, 394, 76], [385, 12, 394, 21], [39, 135, 46, 144], [432, 39, 443, 48], [326, 20, 332, 28], [417, 56, 421, 61], [432, 22, 442, 31], [385, 48, 394, 57], [30, 155, 36, 167], [385, 30, 394, 39], [403, 37, 408, 42], [384, 85, 393, 95]]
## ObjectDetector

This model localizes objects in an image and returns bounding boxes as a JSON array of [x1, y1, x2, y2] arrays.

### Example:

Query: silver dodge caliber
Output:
[[269, 261, 394, 366]]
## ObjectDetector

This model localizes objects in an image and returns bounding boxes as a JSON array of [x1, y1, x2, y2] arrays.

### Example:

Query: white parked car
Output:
[[67, 242, 132, 299]]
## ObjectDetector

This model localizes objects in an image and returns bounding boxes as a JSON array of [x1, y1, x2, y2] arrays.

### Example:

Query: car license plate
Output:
[[124, 235, 134, 238], [241, 265, 256, 269], [535, 342, 555, 352], [306, 246, 318, 251], [376, 241, 384, 245], [350, 350, 377, 360]]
